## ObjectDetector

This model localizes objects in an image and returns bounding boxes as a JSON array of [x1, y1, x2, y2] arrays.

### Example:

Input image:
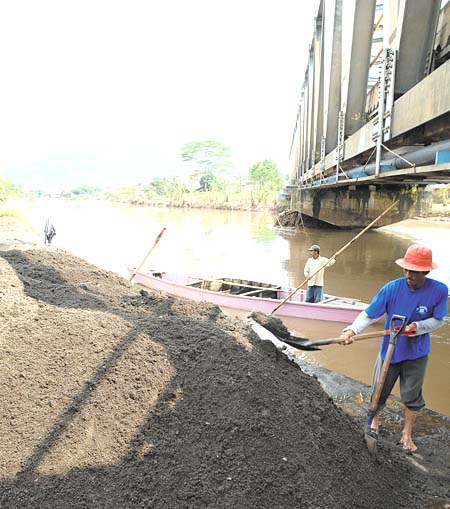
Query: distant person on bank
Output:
[[44, 218, 56, 245], [339, 245, 448, 453], [304, 244, 336, 303]]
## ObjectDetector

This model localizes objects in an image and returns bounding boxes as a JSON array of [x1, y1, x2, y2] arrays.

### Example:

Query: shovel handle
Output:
[[369, 315, 407, 415], [310, 329, 392, 347]]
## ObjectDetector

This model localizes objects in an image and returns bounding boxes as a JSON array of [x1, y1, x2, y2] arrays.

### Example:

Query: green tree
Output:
[[199, 173, 214, 191], [148, 177, 170, 196], [181, 141, 233, 191], [248, 159, 283, 190], [0, 178, 16, 201]]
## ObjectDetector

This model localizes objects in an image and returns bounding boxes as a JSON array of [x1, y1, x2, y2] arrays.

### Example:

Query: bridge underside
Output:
[[290, 185, 432, 229]]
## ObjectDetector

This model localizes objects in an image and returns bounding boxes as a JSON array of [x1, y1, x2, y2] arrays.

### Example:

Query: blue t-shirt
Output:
[[365, 277, 448, 363]]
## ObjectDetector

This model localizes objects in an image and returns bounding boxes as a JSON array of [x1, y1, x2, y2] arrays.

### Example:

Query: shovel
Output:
[[280, 328, 407, 351], [365, 314, 407, 457]]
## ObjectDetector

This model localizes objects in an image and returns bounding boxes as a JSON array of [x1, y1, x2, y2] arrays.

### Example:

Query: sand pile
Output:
[[0, 247, 434, 508]]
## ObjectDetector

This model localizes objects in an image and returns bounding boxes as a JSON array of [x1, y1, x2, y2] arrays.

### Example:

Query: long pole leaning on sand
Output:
[[270, 200, 399, 315], [129, 227, 166, 281]]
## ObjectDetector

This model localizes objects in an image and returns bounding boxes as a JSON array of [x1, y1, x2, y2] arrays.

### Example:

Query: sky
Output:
[[0, 0, 318, 191]]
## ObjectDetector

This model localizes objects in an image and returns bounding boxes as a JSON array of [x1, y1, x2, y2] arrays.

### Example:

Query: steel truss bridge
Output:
[[288, 0, 450, 226]]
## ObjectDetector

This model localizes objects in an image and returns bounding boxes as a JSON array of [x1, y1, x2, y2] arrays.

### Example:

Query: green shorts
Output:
[[371, 355, 428, 411]]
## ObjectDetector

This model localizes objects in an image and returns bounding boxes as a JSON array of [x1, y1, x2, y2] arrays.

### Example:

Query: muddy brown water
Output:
[[17, 198, 450, 415]]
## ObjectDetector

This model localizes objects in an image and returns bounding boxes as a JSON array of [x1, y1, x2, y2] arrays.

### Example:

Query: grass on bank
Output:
[[0, 207, 25, 219], [0, 205, 37, 234], [104, 186, 283, 211]]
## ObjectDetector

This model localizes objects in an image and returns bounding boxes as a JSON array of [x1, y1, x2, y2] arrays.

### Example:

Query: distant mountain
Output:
[[1, 158, 173, 193]]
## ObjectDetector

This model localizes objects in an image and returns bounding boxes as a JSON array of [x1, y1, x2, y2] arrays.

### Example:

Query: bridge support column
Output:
[[290, 185, 433, 228]]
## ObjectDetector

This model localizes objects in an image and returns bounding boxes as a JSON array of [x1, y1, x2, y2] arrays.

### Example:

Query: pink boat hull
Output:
[[130, 271, 367, 323], [130, 270, 367, 322]]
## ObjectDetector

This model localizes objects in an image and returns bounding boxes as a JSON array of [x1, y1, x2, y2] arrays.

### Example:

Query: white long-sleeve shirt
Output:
[[343, 310, 445, 336], [304, 256, 336, 287]]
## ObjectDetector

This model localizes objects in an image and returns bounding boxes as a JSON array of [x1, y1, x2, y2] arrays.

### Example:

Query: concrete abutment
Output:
[[288, 185, 433, 228]]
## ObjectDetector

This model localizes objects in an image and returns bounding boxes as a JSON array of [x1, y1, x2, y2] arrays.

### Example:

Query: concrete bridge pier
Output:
[[290, 184, 433, 228]]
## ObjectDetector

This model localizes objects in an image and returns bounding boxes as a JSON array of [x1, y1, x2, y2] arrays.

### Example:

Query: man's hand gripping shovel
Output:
[[365, 314, 407, 458]]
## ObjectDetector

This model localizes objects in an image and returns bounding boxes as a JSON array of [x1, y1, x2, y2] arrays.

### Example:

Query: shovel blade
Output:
[[280, 338, 322, 351], [365, 428, 378, 457]]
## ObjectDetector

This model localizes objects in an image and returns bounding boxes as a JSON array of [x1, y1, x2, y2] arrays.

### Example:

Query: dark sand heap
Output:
[[0, 247, 447, 508], [249, 311, 292, 340]]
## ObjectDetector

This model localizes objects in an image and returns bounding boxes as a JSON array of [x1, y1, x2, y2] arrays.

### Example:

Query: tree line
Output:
[[104, 141, 285, 209], [1, 141, 287, 210]]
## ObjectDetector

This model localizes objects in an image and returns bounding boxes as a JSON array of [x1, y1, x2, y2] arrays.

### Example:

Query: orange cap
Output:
[[395, 244, 437, 272]]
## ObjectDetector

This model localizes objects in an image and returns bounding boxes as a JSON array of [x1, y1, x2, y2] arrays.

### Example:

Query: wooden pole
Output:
[[129, 227, 166, 281], [270, 200, 399, 314]]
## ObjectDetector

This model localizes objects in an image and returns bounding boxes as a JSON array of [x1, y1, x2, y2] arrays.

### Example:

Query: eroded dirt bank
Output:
[[1, 214, 449, 508], [0, 243, 449, 509]]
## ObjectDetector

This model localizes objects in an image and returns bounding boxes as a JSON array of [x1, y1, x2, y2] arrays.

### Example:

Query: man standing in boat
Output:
[[339, 245, 448, 453], [304, 244, 336, 303]]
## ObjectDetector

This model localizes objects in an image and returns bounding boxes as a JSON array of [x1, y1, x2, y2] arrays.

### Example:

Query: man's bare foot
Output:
[[400, 433, 418, 453]]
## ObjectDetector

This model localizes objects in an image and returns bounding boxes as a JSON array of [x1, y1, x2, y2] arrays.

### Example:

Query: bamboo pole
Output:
[[270, 200, 399, 315], [129, 227, 166, 281]]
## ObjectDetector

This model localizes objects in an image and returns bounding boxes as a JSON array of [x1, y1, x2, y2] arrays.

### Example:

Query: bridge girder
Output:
[[289, 0, 450, 195]]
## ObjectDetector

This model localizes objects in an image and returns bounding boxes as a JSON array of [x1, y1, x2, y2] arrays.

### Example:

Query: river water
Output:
[[18, 199, 450, 416]]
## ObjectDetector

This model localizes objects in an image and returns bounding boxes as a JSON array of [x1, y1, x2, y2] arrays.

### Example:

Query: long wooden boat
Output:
[[130, 270, 367, 322]]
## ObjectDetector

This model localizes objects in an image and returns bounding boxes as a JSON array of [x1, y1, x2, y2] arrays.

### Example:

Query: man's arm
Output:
[[342, 311, 372, 336], [406, 284, 447, 336], [340, 311, 373, 344], [340, 282, 393, 344], [324, 257, 336, 267], [408, 317, 446, 336], [339, 311, 430, 345]]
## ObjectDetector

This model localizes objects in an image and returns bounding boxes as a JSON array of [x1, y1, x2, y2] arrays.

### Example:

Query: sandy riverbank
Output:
[[1, 214, 449, 508]]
